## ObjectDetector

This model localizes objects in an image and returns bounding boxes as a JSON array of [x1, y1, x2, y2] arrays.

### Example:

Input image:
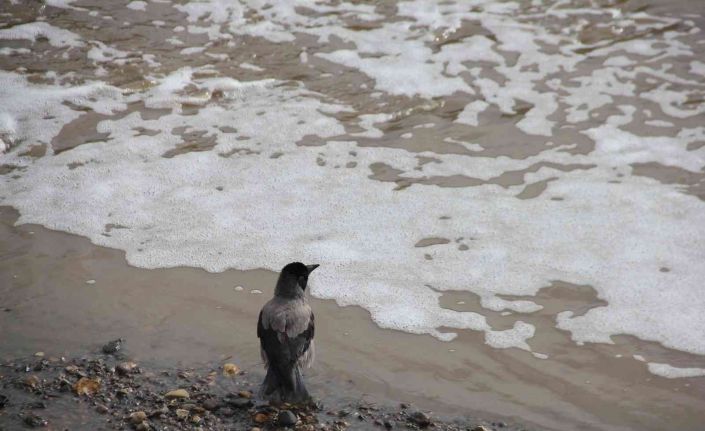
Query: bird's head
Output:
[[275, 262, 319, 298]]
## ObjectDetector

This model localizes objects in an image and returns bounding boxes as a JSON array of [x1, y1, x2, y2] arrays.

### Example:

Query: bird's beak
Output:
[[306, 264, 320, 273]]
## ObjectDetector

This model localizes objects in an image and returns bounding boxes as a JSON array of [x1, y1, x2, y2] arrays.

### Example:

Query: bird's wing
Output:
[[258, 304, 314, 369]]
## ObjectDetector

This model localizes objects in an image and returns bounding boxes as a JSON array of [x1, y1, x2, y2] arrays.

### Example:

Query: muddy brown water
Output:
[[1, 206, 704, 431], [2, 0, 705, 430]]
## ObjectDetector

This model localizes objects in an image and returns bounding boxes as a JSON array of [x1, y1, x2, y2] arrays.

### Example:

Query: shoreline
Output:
[[0, 347, 524, 431], [1, 205, 704, 431]]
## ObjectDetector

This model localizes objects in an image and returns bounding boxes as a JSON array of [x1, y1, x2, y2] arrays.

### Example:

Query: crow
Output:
[[257, 262, 318, 403]]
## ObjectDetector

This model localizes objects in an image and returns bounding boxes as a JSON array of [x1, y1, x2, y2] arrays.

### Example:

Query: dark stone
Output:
[[23, 414, 48, 428], [95, 404, 109, 414], [0, 394, 7, 409], [408, 411, 431, 428], [277, 410, 298, 427], [226, 397, 252, 409], [384, 419, 394, 429], [201, 398, 221, 411], [102, 339, 123, 354]]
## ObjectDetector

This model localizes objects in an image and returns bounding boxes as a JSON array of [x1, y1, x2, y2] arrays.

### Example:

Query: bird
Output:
[[257, 262, 318, 404]]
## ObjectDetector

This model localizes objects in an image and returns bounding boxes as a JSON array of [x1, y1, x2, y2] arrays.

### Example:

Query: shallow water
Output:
[[1, 0, 705, 429]]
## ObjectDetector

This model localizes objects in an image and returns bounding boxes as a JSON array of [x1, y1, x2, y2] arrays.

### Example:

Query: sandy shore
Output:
[[1, 205, 704, 431]]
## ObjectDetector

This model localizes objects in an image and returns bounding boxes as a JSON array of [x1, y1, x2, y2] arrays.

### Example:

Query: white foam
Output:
[[647, 363, 705, 379], [126, 1, 147, 11], [0, 22, 83, 48], [2, 0, 705, 366]]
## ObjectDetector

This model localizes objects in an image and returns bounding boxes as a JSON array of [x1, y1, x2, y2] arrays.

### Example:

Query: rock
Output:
[[34, 352, 45, 357], [227, 397, 253, 409], [277, 410, 298, 427], [117, 361, 138, 375], [219, 407, 235, 417], [23, 375, 40, 389], [202, 398, 221, 411], [408, 411, 431, 428], [95, 404, 109, 414], [384, 420, 394, 429], [175, 408, 189, 420], [23, 413, 48, 428], [26, 401, 46, 409], [470, 426, 491, 431], [64, 365, 81, 375], [135, 424, 150, 431], [0, 394, 7, 409], [130, 411, 147, 424], [337, 409, 350, 418], [238, 390, 253, 398], [164, 389, 189, 399], [400, 403, 409, 410], [148, 406, 169, 418], [191, 415, 202, 424], [253, 412, 269, 424], [73, 377, 101, 396], [102, 339, 123, 354], [222, 363, 240, 377]]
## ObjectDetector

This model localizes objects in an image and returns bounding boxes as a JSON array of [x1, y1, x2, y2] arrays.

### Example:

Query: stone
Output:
[[470, 426, 491, 431], [175, 409, 189, 420], [165, 389, 189, 399], [136, 423, 151, 431], [130, 411, 147, 424], [116, 361, 138, 375], [23, 375, 40, 389], [0, 394, 8, 409], [222, 363, 240, 377], [23, 413, 48, 428], [73, 377, 101, 396], [202, 398, 221, 411], [253, 412, 269, 424], [408, 411, 431, 428], [95, 404, 109, 414], [227, 397, 253, 409], [277, 410, 298, 427], [384, 420, 394, 429], [102, 339, 123, 354], [238, 390, 253, 398]]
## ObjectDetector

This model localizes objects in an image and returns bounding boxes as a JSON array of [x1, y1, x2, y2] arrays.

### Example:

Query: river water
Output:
[[1, 0, 704, 429]]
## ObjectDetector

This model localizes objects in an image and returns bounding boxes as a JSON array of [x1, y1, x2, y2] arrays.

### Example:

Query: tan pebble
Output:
[[130, 411, 147, 424], [165, 389, 189, 399]]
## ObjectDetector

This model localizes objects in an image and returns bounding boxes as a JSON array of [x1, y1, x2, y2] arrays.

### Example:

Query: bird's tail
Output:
[[261, 363, 310, 404]]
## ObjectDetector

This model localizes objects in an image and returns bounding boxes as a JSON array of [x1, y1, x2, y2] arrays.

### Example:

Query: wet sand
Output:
[[2, 206, 704, 431]]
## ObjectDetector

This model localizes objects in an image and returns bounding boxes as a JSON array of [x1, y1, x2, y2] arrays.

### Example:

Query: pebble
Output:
[[136, 423, 151, 431], [23, 375, 40, 389], [130, 411, 147, 424], [277, 410, 298, 427], [149, 406, 169, 418], [95, 404, 109, 414], [34, 352, 45, 357], [165, 389, 189, 399], [250, 289, 262, 294], [470, 426, 491, 431], [238, 390, 253, 398], [102, 339, 123, 354], [228, 397, 253, 409], [116, 361, 138, 375], [223, 363, 240, 377], [253, 412, 269, 424], [175, 408, 189, 419], [408, 411, 431, 428], [23, 413, 48, 428], [234, 286, 244, 291], [201, 398, 221, 411], [73, 377, 101, 396]]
